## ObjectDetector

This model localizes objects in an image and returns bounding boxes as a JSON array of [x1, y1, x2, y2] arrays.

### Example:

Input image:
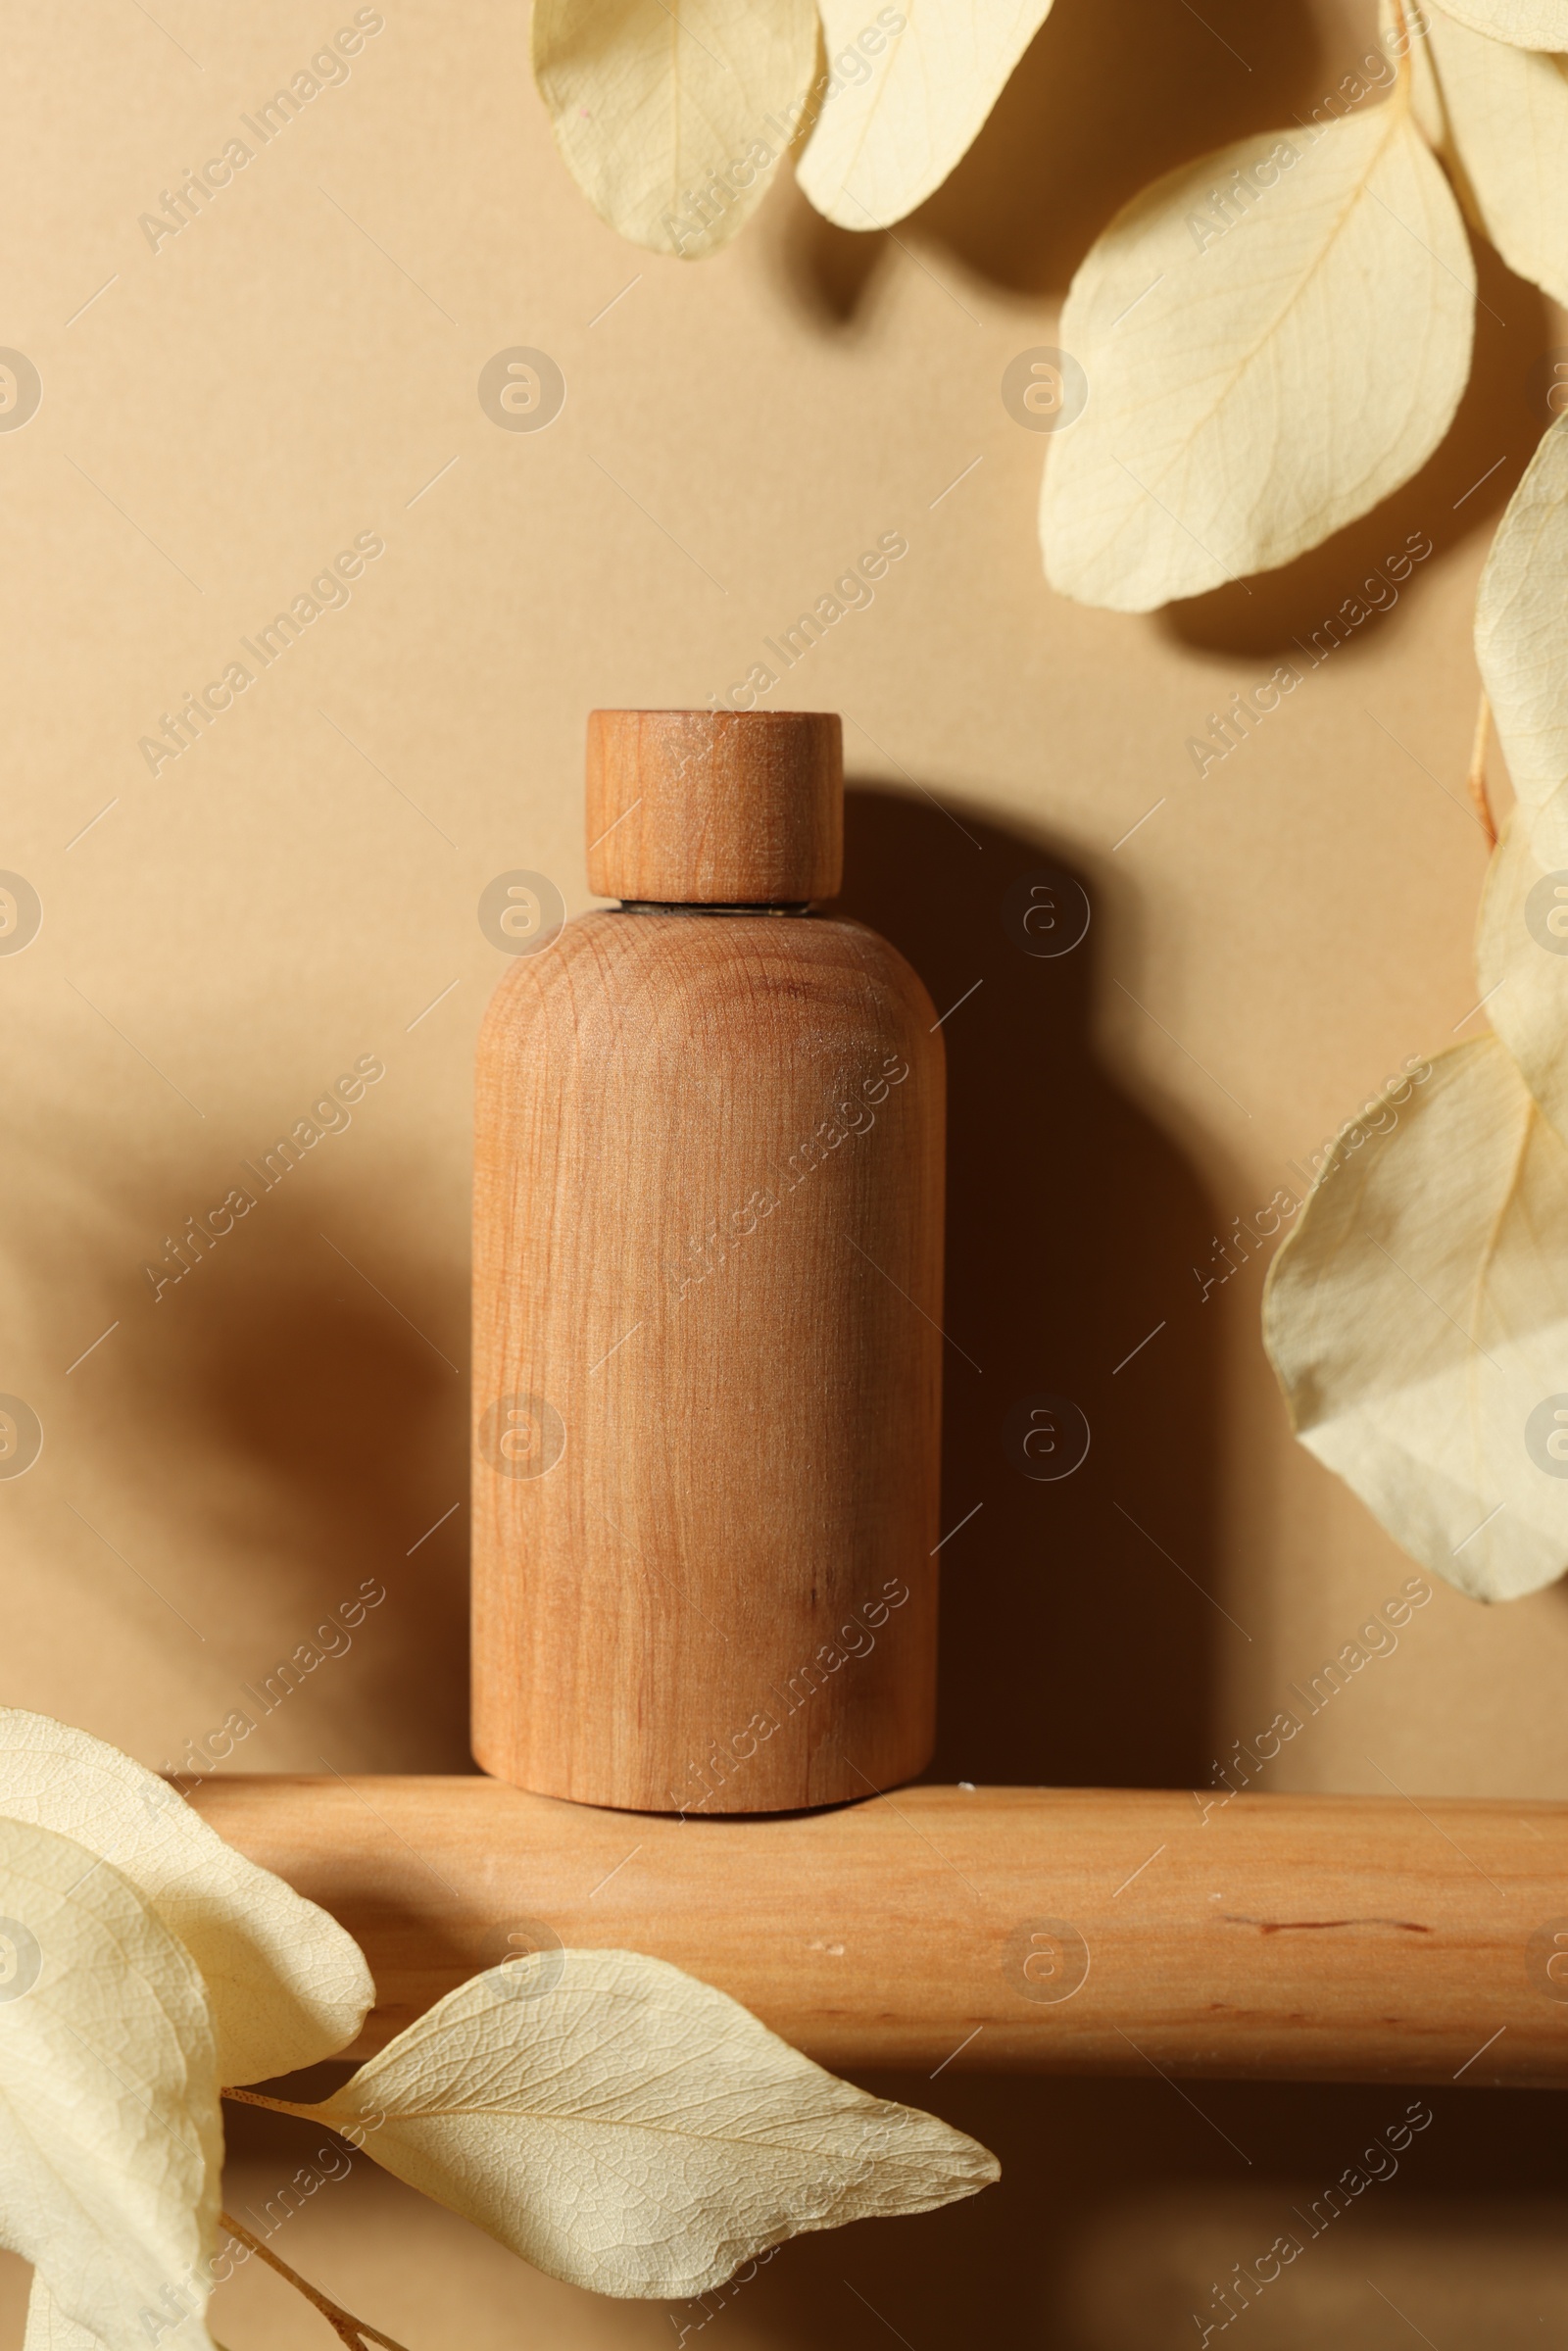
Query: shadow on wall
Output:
[[778, 8, 1552, 657], [760, 2068, 1568, 2351], [1158, 239, 1550, 662], [835, 784, 1228, 1791], [35, 794, 1233, 1792], [40, 1150, 472, 1775], [171, 1192, 471, 1772], [209, 2067, 1568, 2350], [781, 0, 1334, 315]]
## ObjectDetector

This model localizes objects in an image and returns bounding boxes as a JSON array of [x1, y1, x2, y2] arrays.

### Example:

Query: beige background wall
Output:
[[4, 0, 1567, 2341]]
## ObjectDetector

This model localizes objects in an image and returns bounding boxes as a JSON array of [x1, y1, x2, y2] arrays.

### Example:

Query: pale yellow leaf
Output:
[[1475, 811, 1568, 1145], [291, 1950, 997, 2298], [1040, 99, 1474, 611], [1404, 4, 1448, 147], [24, 2280, 112, 2351], [1263, 1038, 1568, 1601], [0, 1708, 371, 2086], [1475, 416, 1568, 865], [1435, 0, 1568, 46], [531, 0, 820, 259], [1422, 8, 1568, 308], [0, 1817, 220, 2351], [796, 0, 1054, 230]]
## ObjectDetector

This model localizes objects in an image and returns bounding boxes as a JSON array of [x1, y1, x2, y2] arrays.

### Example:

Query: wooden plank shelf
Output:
[[190, 1777, 1568, 2086]]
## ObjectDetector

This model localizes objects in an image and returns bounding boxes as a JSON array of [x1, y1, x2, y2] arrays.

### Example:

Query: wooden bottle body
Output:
[[471, 907, 944, 1813]]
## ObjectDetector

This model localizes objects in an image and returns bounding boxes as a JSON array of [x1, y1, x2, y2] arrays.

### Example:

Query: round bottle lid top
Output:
[[585, 710, 843, 905]]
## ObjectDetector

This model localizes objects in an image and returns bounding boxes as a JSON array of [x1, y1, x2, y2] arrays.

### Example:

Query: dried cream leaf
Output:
[[24, 2280, 112, 2351], [1423, 8, 1568, 308], [0, 1817, 220, 2351], [796, 0, 1054, 230], [0, 1709, 371, 2085], [1436, 0, 1568, 46], [531, 0, 820, 259], [1404, 4, 1448, 147], [1476, 416, 1568, 866], [1040, 100, 1474, 611], [1475, 811, 1568, 1145], [294, 1950, 998, 2298], [1263, 1038, 1568, 1601]]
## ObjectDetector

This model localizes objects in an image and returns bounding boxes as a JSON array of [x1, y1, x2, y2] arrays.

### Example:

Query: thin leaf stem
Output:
[[1468, 689, 1497, 848], [222, 2084, 317, 2119], [1387, 0, 1412, 111], [218, 2211, 414, 2351]]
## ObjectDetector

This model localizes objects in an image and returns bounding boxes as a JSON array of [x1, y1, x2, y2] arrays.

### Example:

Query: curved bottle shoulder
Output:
[[476, 906, 941, 1060]]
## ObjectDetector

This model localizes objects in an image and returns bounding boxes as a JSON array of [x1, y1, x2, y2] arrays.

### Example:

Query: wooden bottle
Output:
[[471, 710, 944, 1813]]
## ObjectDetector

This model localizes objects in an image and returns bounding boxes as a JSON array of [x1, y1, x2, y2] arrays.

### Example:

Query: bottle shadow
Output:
[[834, 783, 1233, 1791]]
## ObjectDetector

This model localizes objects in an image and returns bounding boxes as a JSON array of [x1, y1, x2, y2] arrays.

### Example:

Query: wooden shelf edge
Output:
[[188, 1776, 1568, 2087]]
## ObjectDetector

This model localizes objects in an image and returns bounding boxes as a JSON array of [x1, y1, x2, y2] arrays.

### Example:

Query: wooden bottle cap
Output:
[[586, 710, 843, 904]]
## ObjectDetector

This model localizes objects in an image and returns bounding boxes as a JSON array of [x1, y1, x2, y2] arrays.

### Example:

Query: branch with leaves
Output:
[[1050, 2, 1568, 1597], [1030, 0, 1568, 605], [1033, 2, 1568, 1596], [529, 0, 1055, 258], [536, 2, 1568, 1595], [536, 1, 1565, 597], [1265, 423, 1568, 1603], [0, 1710, 995, 2351]]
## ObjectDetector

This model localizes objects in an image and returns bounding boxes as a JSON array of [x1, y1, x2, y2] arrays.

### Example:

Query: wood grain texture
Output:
[[471, 907, 945, 1811], [190, 1777, 1568, 2084], [585, 710, 842, 904]]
